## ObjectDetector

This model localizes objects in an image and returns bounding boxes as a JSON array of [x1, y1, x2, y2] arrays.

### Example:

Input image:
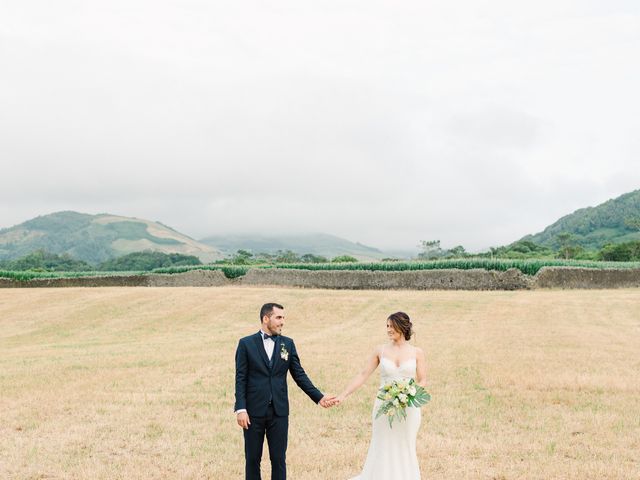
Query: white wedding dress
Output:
[[350, 352, 421, 479]]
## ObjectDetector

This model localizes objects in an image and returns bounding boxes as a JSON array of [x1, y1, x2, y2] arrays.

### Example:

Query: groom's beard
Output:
[[266, 324, 283, 336]]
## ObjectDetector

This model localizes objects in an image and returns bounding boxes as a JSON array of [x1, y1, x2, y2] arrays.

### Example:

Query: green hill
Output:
[[520, 189, 640, 249], [199, 233, 390, 261], [0, 211, 223, 264]]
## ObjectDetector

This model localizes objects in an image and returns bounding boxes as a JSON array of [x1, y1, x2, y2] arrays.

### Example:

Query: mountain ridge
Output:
[[0, 211, 223, 264], [519, 189, 640, 249], [5, 188, 639, 266], [198, 232, 390, 261], [0, 212, 394, 263]]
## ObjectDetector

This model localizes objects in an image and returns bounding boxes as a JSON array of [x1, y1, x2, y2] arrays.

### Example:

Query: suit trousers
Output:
[[243, 403, 289, 480]]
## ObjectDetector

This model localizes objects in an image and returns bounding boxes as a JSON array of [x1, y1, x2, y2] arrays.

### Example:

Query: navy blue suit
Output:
[[235, 332, 323, 480]]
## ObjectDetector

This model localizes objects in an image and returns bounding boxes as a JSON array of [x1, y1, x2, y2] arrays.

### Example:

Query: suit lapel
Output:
[[272, 336, 281, 371], [253, 332, 270, 369]]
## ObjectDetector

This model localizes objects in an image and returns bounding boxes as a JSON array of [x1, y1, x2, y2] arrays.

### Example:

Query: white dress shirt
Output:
[[261, 329, 275, 361]]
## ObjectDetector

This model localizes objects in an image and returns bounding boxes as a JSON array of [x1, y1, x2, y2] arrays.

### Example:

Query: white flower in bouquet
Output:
[[376, 378, 431, 428]]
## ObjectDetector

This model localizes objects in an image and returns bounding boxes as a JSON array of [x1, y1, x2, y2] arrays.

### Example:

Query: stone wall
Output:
[[0, 275, 149, 288], [238, 268, 531, 290], [533, 267, 640, 289], [0, 270, 228, 288], [1, 267, 639, 290], [145, 269, 228, 287]]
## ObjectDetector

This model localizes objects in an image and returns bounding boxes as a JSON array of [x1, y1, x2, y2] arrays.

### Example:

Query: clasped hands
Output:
[[319, 394, 344, 408]]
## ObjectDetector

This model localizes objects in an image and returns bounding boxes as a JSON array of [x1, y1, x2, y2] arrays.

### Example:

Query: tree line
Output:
[[417, 236, 640, 262], [222, 249, 358, 265], [2, 237, 640, 274], [0, 250, 201, 272], [0, 249, 360, 272]]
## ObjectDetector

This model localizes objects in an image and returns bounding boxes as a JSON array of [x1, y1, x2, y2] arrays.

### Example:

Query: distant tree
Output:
[[6, 249, 92, 271], [274, 250, 301, 263], [445, 245, 467, 258], [624, 217, 640, 231], [556, 232, 580, 259], [512, 241, 553, 257], [480, 240, 555, 260], [510, 241, 539, 254], [99, 251, 201, 271], [417, 240, 443, 260], [228, 249, 254, 265], [598, 241, 640, 261], [300, 253, 328, 263], [253, 252, 275, 264], [573, 249, 599, 261], [331, 255, 358, 263]]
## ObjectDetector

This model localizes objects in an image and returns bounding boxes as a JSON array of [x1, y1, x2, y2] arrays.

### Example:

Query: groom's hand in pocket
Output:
[[237, 412, 251, 429]]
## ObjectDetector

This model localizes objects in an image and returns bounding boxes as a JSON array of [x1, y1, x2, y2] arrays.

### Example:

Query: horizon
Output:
[[3, 184, 639, 255]]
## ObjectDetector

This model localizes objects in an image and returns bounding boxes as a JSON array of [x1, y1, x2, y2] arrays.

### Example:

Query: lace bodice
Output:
[[379, 356, 416, 386]]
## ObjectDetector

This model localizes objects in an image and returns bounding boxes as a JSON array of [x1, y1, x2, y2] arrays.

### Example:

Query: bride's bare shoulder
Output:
[[414, 346, 426, 359]]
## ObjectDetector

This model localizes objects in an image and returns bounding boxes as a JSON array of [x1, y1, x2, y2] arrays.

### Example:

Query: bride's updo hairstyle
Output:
[[388, 312, 413, 341]]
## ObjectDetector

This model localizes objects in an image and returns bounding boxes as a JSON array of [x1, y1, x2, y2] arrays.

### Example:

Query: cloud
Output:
[[1, 0, 639, 251]]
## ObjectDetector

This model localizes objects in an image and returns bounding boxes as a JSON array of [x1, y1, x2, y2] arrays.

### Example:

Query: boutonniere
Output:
[[280, 344, 289, 361]]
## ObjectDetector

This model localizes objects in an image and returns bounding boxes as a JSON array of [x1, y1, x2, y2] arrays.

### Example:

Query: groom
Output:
[[234, 302, 335, 480]]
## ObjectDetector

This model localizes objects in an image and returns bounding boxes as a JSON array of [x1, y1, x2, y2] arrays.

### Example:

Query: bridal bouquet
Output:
[[375, 378, 431, 427]]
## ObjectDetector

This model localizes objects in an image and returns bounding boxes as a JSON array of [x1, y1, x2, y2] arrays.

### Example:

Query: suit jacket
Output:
[[234, 332, 324, 417]]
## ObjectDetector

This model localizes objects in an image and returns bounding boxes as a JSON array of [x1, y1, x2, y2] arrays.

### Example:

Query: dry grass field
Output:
[[1, 287, 639, 479]]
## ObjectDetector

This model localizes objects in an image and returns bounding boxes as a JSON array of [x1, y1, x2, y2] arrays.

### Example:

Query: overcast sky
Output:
[[1, 1, 639, 252]]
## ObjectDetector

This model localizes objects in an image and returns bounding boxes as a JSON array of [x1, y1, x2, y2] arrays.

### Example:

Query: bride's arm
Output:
[[336, 348, 380, 403], [415, 347, 427, 387]]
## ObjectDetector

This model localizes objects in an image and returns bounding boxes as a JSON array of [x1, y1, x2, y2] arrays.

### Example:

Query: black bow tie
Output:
[[263, 333, 277, 341]]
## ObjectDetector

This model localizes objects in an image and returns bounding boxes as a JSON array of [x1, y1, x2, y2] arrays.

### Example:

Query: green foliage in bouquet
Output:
[[375, 378, 431, 428]]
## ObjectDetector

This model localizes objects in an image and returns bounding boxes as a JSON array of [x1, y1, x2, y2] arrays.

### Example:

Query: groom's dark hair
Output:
[[260, 303, 284, 322]]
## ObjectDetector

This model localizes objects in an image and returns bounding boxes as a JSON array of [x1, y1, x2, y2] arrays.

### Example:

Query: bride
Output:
[[336, 312, 427, 480]]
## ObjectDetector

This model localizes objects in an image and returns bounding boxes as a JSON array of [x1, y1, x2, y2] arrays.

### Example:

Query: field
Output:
[[1, 287, 639, 479]]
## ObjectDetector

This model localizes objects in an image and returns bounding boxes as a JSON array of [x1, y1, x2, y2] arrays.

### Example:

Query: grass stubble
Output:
[[0, 287, 638, 479]]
